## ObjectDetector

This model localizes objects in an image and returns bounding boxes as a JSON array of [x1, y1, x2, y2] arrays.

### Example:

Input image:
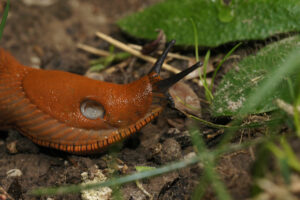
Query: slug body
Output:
[[0, 41, 201, 154]]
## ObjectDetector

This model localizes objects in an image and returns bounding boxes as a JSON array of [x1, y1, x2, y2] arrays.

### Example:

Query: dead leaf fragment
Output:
[[169, 81, 201, 116]]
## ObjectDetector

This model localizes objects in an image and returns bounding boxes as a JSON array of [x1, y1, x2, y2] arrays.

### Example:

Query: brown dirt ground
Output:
[[0, 0, 257, 199]]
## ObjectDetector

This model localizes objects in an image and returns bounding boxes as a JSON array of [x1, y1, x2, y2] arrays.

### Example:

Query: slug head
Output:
[[147, 40, 202, 103], [76, 40, 202, 130]]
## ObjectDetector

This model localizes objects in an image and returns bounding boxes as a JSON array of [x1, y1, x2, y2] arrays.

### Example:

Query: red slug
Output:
[[0, 40, 201, 154]]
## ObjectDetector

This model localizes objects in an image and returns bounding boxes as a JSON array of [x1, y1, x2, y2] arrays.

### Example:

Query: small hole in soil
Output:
[[0, 130, 8, 140], [123, 134, 140, 149], [211, 116, 232, 125]]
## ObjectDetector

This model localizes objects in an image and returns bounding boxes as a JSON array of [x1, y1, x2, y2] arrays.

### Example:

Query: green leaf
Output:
[[217, 1, 235, 23], [118, 0, 300, 47], [212, 36, 300, 116]]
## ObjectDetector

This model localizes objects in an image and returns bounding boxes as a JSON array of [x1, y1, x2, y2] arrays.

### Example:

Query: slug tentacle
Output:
[[149, 39, 176, 75], [0, 40, 200, 154], [155, 61, 202, 93]]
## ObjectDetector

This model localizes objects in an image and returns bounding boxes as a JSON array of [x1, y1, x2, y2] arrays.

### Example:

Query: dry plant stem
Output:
[[275, 99, 299, 116], [85, 59, 131, 76], [104, 59, 131, 74], [0, 187, 14, 200], [136, 181, 153, 200], [95, 31, 181, 74], [128, 43, 193, 61], [77, 43, 110, 57]]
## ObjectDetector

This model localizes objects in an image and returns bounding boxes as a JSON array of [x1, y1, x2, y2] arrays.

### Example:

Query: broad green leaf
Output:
[[118, 0, 300, 47], [212, 36, 300, 116]]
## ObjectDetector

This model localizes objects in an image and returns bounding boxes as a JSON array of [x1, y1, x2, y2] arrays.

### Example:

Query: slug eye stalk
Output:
[[156, 61, 202, 94], [149, 39, 176, 75]]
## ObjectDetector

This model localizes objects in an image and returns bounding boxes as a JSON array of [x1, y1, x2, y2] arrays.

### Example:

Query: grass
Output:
[[191, 18, 213, 102], [0, 0, 9, 41], [191, 19, 241, 103], [294, 92, 300, 136]]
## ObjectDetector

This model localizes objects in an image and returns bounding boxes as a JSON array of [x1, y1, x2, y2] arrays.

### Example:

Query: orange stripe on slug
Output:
[[114, 133, 121, 141], [67, 145, 73, 152], [91, 143, 96, 151], [125, 129, 131, 136], [120, 130, 126, 138], [130, 126, 136, 134], [74, 145, 80, 152], [36, 124, 66, 138], [97, 141, 103, 149], [103, 139, 108, 147], [81, 145, 87, 152]]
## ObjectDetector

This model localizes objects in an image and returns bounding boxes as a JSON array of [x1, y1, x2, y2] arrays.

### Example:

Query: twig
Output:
[[275, 99, 298, 116], [0, 186, 14, 200], [77, 43, 110, 57], [85, 59, 131, 76], [95, 31, 181, 74], [104, 59, 131, 74], [136, 181, 153, 200], [128, 43, 194, 61]]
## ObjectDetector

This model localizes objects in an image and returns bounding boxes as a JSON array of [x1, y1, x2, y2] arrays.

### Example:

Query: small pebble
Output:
[[6, 141, 17, 154], [81, 165, 112, 200], [184, 152, 203, 168], [30, 56, 41, 69], [6, 169, 22, 178], [150, 139, 182, 164], [64, 160, 69, 166], [183, 152, 197, 160], [85, 71, 105, 81], [167, 128, 181, 135]]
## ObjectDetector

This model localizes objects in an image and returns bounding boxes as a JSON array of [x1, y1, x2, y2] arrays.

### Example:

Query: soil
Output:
[[0, 0, 257, 200]]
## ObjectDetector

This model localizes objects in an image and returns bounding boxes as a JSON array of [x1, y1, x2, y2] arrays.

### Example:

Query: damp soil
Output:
[[0, 1, 258, 199]]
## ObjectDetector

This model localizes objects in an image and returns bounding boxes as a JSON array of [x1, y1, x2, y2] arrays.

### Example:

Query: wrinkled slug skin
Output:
[[0, 49, 163, 154]]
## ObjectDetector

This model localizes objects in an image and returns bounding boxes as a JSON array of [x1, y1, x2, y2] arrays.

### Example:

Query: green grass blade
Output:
[[191, 18, 213, 102], [204, 161, 232, 200], [203, 50, 210, 86], [31, 156, 200, 196], [202, 50, 214, 102], [294, 93, 300, 136], [287, 77, 295, 101], [210, 42, 241, 91], [0, 0, 9, 41], [280, 137, 300, 171], [188, 127, 232, 200], [31, 136, 266, 197]]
